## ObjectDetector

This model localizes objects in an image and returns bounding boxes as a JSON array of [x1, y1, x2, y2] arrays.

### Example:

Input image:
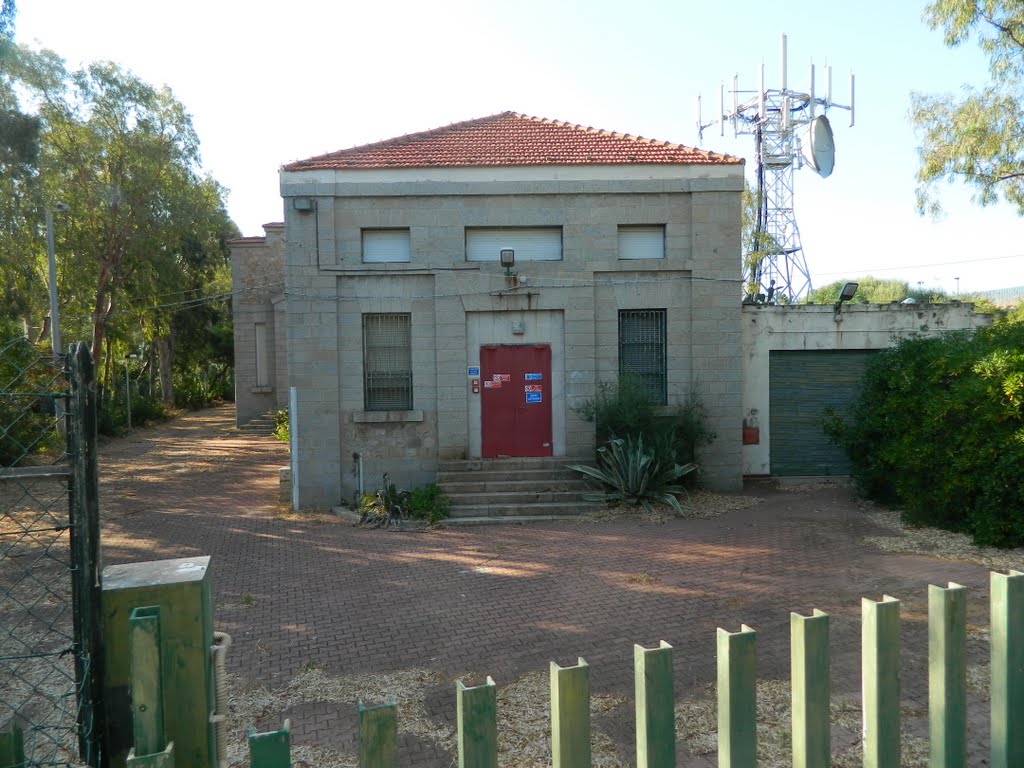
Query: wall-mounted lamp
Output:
[[833, 281, 858, 321], [500, 249, 515, 276], [500, 248, 519, 287], [293, 197, 315, 212]]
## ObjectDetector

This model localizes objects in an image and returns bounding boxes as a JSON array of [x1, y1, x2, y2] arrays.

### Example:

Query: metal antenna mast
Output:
[[698, 34, 855, 303]]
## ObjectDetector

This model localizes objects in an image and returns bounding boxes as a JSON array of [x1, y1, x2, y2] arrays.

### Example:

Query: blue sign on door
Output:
[[525, 372, 543, 381], [526, 392, 542, 403]]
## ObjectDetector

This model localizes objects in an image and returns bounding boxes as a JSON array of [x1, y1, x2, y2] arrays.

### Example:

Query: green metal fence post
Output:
[[0, 723, 25, 768], [863, 595, 901, 768], [457, 677, 497, 768], [551, 657, 590, 768], [929, 583, 966, 768], [634, 641, 675, 768], [358, 699, 398, 768], [126, 605, 174, 768], [991, 570, 1024, 768], [248, 719, 292, 768], [718, 625, 757, 768], [67, 341, 103, 767], [125, 744, 174, 767], [791, 610, 830, 768], [128, 606, 164, 757]]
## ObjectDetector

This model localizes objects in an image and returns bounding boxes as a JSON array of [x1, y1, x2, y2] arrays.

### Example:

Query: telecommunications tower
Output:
[[698, 35, 855, 303]]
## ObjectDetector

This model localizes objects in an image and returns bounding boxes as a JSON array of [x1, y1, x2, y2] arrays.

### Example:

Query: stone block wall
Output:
[[230, 222, 286, 427], [281, 167, 745, 507]]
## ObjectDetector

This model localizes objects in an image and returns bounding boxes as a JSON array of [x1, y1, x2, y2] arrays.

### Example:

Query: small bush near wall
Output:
[[408, 484, 451, 525], [827, 307, 1024, 547], [273, 409, 289, 444], [575, 375, 716, 473]]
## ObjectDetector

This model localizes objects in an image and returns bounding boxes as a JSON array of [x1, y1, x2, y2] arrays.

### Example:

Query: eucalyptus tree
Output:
[[912, 1, 1024, 215], [10, 51, 239, 397]]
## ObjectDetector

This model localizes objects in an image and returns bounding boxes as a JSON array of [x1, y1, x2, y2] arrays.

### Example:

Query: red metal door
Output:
[[480, 345, 552, 457]]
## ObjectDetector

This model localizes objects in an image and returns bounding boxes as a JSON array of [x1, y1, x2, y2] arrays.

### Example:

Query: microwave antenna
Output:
[[697, 34, 855, 303]]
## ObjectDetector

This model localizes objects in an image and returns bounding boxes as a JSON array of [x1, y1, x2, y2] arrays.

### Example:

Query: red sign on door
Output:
[[481, 345, 552, 457]]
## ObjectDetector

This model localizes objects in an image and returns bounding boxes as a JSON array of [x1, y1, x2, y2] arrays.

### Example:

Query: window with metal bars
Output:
[[362, 313, 413, 410], [618, 309, 667, 405]]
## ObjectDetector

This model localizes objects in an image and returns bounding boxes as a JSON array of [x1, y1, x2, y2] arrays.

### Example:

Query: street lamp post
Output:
[[44, 203, 70, 357], [125, 354, 139, 430]]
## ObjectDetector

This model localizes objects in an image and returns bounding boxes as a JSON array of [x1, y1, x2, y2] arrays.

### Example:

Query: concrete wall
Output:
[[230, 222, 286, 426], [281, 165, 745, 507], [740, 302, 993, 475]]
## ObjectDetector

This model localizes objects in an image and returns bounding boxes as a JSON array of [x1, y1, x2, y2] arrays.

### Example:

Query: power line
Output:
[[815, 252, 1023, 277]]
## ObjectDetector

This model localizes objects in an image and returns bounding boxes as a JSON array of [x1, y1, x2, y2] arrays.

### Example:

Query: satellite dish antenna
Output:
[[802, 115, 835, 177]]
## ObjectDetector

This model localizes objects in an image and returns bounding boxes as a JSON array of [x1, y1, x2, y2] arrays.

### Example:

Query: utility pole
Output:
[[44, 202, 70, 357]]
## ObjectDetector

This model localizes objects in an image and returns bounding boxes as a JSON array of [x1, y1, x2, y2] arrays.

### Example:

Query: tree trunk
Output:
[[91, 261, 114, 379], [157, 335, 174, 407]]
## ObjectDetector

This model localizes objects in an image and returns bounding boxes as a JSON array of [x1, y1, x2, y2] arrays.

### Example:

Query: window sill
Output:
[[250, 386, 273, 394], [353, 410, 424, 424]]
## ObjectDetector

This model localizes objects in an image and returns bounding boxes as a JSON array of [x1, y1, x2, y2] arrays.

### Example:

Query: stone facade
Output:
[[277, 166, 746, 507], [230, 222, 287, 427]]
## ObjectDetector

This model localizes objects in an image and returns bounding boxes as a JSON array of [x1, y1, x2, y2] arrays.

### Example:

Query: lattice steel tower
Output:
[[698, 35, 855, 303]]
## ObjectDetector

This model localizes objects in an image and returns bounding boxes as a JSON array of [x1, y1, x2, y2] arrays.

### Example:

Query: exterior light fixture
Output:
[[500, 249, 515, 274], [834, 281, 858, 321], [293, 197, 315, 212], [499, 249, 518, 288]]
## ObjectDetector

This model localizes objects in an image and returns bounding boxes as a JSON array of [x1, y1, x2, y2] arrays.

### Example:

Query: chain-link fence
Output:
[[1, 338, 101, 766]]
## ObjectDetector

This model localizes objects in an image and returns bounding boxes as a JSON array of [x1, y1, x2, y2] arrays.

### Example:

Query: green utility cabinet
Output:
[[101, 557, 216, 768]]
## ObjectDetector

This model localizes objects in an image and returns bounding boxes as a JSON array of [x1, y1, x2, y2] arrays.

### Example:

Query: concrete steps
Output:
[[238, 412, 277, 437], [437, 456, 602, 520]]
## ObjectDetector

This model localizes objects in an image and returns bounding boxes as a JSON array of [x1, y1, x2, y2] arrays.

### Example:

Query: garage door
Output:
[[769, 350, 877, 476]]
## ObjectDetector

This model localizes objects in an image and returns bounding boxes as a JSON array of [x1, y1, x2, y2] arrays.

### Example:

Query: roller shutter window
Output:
[[465, 227, 562, 262], [362, 229, 411, 263], [768, 349, 877, 476], [618, 225, 665, 260]]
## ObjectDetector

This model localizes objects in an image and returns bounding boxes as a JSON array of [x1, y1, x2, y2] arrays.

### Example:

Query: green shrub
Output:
[[830, 316, 1024, 547], [0, 337, 62, 465], [408, 483, 451, 524], [273, 409, 289, 444], [568, 434, 697, 515], [97, 394, 167, 435], [575, 375, 715, 475], [173, 365, 232, 410]]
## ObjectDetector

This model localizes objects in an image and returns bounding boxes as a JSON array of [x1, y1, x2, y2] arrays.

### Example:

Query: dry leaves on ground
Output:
[[226, 665, 629, 768], [676, 680, 930, 767], [862, 506, 1024, 571], [583, 490, 763, 524]]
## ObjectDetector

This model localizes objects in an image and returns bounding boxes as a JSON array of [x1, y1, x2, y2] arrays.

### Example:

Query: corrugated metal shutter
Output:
[[618, 225, 665, 260], [362, 229, 411, 263], [769, 349, 876, 476], [465, 228, 562, 262]]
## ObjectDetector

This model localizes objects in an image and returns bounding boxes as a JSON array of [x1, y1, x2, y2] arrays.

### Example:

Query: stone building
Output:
[[230, 222, 286, 427], [255, 112, 746, 507]]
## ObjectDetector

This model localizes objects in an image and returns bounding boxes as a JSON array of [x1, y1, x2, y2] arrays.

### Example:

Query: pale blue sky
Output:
[[16, 0, 1024, 294]]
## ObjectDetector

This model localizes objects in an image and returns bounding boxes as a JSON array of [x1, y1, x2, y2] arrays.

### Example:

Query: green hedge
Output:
[[828, 309, 1024, 547]]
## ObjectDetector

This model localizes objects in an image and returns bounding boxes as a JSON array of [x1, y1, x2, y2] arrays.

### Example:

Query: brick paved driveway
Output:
[[100, 405, 999, 766]]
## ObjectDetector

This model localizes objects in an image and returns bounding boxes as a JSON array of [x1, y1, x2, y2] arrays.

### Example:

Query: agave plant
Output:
[[568, 435, 696, 515], [359, 472, 411, 529]]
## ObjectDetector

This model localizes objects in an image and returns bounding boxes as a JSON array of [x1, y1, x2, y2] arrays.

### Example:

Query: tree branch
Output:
[[980, 11, 1024, 51]]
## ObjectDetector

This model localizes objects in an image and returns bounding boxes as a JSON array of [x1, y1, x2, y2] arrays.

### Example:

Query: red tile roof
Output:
[[282, 112, 740, 171]]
